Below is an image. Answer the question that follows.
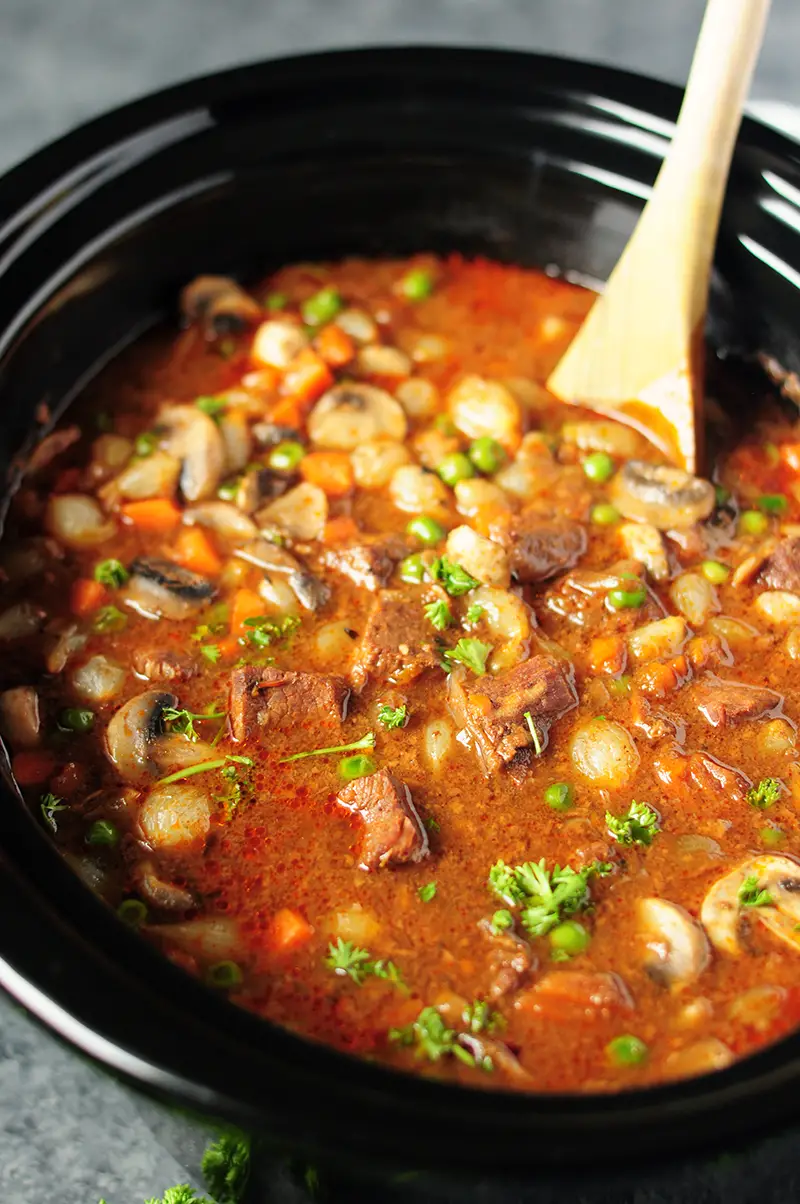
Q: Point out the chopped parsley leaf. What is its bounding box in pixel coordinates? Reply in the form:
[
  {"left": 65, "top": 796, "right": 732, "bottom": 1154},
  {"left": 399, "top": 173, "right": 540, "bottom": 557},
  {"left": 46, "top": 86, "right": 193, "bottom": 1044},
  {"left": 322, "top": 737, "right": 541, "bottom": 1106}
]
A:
[
  {"left": 162, "top": 705, "right": 226, "bottom": 742},
  {"left": 242, "top": 614, "right": 301, "bottom": 648},
  {"left": 605, "top": 801, "right": 660, "bottom": 846},
  {"left": 40, "top": 792, "right": 67, "bottom": 832},
  {"left": 429, "top": 556, "right": 480, "bottom": 597},
  {"left": 424, "top": 598, "right": 453, "bottom": 631},
  {"left": 195, "top": 395, "right": 227, "bottom": 421},
  {"left": 93, "top": 558, "right": 129, "bottom": 588},
  {"left": 191, "top": 604, "right": 229, "bottom": 641},
  {"left": 465, "top": 602, "right": 485, "bottom": 624},
  {"left": 425, "top": 816, "right": 440, "bottom": 833},
  {"left": 738, "top": 875, "right": 773, "bottom": 909},
  {"left": 93, "top": 604, "right": 127, "bottom": 633},
  {"left": 325, "top": 938, "right": 403, "bottom": 986},
  {"left": 462, "top": 999, "right": 504, "bottom": 1035},
  {"left": 280, "top": 731, "right": 375, "bottom": 764},
  {"left": 200, "top": 644, "right": 221, "bottom": 664},
  {"left": 389, "top": 1006, "right": 489, "bottom": 1071},
  {"left": 200, "top": 1130, "right": 251, "bottom": 1204},
  {"left": 747, "top": 777, "right": 782, "bottom": 810},
  {"left": 158, "top": 754, "right": 252, "bottom": 786},
  {"left": 378, "top": 703, "right": 407, "bottom": 730},
  {"left": 490, "top": 908, "right": 514, "bottom": 933},
  {"left": 488, "top": 858, "right": 612, "bottom": 938},
  {"left": 524, "top": 710, "right": 543, "bottom": 756},
  {"left": 443, "top": 638, "right": 491, "bottom": 676},
  {"left": 418, "top": 882, "right": 437, "bottom": 903}
]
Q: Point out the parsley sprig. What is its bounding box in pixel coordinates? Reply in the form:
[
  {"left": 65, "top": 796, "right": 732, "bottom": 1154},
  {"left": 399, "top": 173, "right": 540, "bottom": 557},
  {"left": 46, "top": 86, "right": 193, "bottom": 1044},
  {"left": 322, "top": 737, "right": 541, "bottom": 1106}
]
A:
[
  {"left": 163, "top": 705, "right": 226, "bottom": 742},
  {"left": 424, "top": 598, "right": 453, "bottom": 631},
  {"left": 378, "top": 703, "right": 407, "bottom": 730},
  {"left": 442, "top": 637, "right": 492, "bottom": 676},
  {"left": 325, "top": 938, "right": 403, "bottom": 986},
  {"left": 488, "top": 858, "right": 612, "bottom": 938},
  {"left": 430, "top": 556, "right": 480, "bottom": 597},
  {"left": 605, "top": 801, "right": 660, "bottom": 847},
  {"left": 200, "top": 1130, "right": 251, "bottom": 1204},
  {"left": 462, "top": 999, "right": 504, "bottom": 1035},
  {"left": 747, "top": 777, "right": 781, "bottom": 810},
  {"left": 389, "top": 1005, "right": 493, "bottom": 1072},
  {"left": 280, "top": 731, "right": 375, "bottom": 764},
  {"left": 242, "top": 614, "right": 301, "bottom": 648},
  {"left": 40, "top": 792, "right": 67, "bottom": 832},
  {"left": 738, "top": 875, "right": 773, "bottom": 908}
]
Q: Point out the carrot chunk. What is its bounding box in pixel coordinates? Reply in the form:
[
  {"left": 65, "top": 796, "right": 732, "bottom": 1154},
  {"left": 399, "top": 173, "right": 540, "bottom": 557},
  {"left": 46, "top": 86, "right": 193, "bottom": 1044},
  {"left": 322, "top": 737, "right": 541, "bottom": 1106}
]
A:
[
  {"left": 121, "top": 498, "right": 182, "bottom": 532},
  {"left": 13, "top": 751, "right": 58, "bottom": 787},
  {"left": 300, "top": 451, "right": 354, "bottom": 498},
  {"left": 269, "top": 908, "right": 313, "bottom": 952},
  {"left": 172, "top": 526, "right": 223, "bottom": 576},
  {"left": 589, "top": 636, "right": 627, "bottom": 676},
  {"left": 230, "top": 588, "right": 265, "bottom": 636},
  {"left": 281, "top": 348, "right": 334, "bottom": 407},
  {"left": 70, "top": 578, "right": 107, "bottom": 617},
  {"left": 315, "top": 324, "right": 355, "bottom": 368},
  {"left": 323, "top": 516, "right": 359, "bottom": 544}
]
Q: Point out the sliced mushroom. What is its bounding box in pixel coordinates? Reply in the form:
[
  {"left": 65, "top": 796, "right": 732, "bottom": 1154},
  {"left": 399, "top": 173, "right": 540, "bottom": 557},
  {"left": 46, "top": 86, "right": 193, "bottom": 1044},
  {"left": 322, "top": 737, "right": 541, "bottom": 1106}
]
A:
[
  {"left": 136, "top": 861, "right": 196, "bottom": 912},
  {"left": 234, "top": 538, "right": 329, "bottom": 611},
  {"left": 0, "top": 687, "right": 40, "bottom": 748},
  {"left": 234, "top": 466, "right": 288, "bottom": 513},
  {"left": 184, "top": 502, "right": 259, "bottom": 543},
  {"left": 180, "top": 275, "right": 262, "bottom": 337},
  {"left": 124, "top": 557, "right": 216, "bottom": 621},
  {"left": 256, "top": 482, "right": 328, "bottom": 541},
  {"left": 219, "top": 412, "right": 252, "bottom": 474},
  {"left": 0, "top": 602, "right": 46, "bottom": 641},
  {"left": 307, "top": 382, "right": 407, "bottom": 450},
  {"left": 45, "top": 620, "right": 89, "bottom": 673},
  {"left": 158, "top": 404, "right": 226, "bottom": 501},
  {"left": 637, "top": 898, "right": 710, "bottom": 988},
  {"left": 618, "top": 522, "right": 669, "bottom": 581},
  {"left": 251, "top": 319, "right": 308, "bottom": 368},
  {"left": 132, "top": 648, "right": 199, "bottom": 683},
  {"left": 288, "top": 569, "right": 330, "bottom": 612},
  {"left": 610, "top": 462, "right": 715, "bottom": 530},
  {"left": 701, "top": 854, "right": 800, "bottom": 955},
  {"left": 251, "top": 422, "right": 301, "bottom": 448},
  {"left": 105, "top": 690, "right": 178, "bottom": 783}
]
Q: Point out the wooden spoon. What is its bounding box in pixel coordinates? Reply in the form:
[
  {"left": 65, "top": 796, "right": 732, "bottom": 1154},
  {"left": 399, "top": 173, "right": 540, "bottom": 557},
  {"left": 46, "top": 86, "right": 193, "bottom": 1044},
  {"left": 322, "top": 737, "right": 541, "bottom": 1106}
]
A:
[{"left": 546, "top": 0, "right": 771, "bottom": 473}]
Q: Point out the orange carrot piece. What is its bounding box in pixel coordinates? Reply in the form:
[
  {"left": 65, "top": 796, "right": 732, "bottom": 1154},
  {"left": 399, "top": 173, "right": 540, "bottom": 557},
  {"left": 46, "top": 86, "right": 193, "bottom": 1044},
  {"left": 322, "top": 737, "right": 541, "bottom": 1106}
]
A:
[
  {"left": 172, "top": 526, "right": 223, "bottom": 576},
  {"left": 70, "top": 578, "right": 107, "bottom": 617},
  {"left": 13, "top": 751, "right": 57, "bottom": 787},
  {"left": 588, "top": 636, "right": 627, "bottom": 676},
  {"left": 281, "top": 348, "right": 334, "bottom": 407},
  {"left": 269, "top": 908, "right": 314, "bottom": 953},
  {"left": 300, "top": 451, "right": 354, "bottom": 498},
  {"left": 230, "top": 587, "right": 266, "bottom": 635},
  {"left": 268, "top": 397, "right": 304, "bottom": 429},
  {"left": 121, "top": 498, "right": 182, "bottom": 532},
  {"left": 323, "top": 516, "right": 359, "bottom": 544},
  {"left": 315, "top": 324, "right": 355, "bottom": 367}
]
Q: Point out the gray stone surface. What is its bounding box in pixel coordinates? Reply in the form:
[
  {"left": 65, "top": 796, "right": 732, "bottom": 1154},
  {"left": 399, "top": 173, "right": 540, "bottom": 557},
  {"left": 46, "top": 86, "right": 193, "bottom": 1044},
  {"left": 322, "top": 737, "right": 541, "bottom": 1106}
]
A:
[{"left": 0, "top": 1, "right": 798, "bottom": 1202}]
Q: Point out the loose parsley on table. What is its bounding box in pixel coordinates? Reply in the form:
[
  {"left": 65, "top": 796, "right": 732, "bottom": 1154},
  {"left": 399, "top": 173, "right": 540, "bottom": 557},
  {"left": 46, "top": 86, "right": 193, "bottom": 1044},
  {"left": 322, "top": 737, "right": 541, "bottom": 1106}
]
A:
[
  {"left": 378, "top": 703, "right": 407, "bottom": 730},
  {"left": 488, "top": 858, "right": 612, "bottom": 938},
  {"left": 605, "top": 801, "right": 660, "bottom": 846},
  {"left": 200, "top": 1129, "right": 251, "bottom": 1204},
  {"left": 747, "top": 777, "right": 782, "bottom": 810},
  {"left": 738, "top": 875, "right": 773, "bottom": 908}
]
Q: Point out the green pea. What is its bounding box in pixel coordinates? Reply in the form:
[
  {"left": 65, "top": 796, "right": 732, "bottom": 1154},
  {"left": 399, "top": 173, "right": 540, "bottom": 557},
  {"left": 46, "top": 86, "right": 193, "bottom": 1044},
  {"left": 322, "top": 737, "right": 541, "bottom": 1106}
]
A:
[
  {"left": 544, "top": 782, "right": 574, "bottom": 812},
  {"left": 406, "top": 515, "right": 446, "bottom": 546},
  {"left": 265, "top": 291, "right": 289, "bottom": 312},
  {"left": 757, "top": 493, "right": 788, "bottom": 514},
  {"left": 469, "top": 437, "right": 507, "bottom": 475},
  {"left": 301, "top": 287, "right": 342, "bottom": 326},
  {"left": 701, "top": 560, "right": 730, "bottom": 585},
  {"left": 606, "top": 1034, "right": 648, "bottom": 1067},
  {"left": 206, "top": 960, "right": 243, "bottom": 989},
  {"left": 760, "top": 826, "right": 785, "bottom": 847},
  {"left": 134, "top": 431, "right": 158, "bottom": 458},
  {"left": 607, "top": 585, "right": 646, "bottom": 610},
  {"left": 437, "top": 452, "right": 475, "bottom": 487},
  {"left": 739, "top": 509, "right": 769, "bottom": 536},
  {"left": 549, "top": 920, "right": 590, "bottom": 957},
  {"left": 591, "top": 503, "right": 620, "bottom": 526},
  {"left": 399, "top": 268, "right": 434, "bottom": 301},
  {"left": 339, "top": 754, "right": 376, "bottom": 781},
  {"left": 398, "top": 553, "right": 427, "bottom": 584},
  {"left": 268, "top": 441, "right": 306, "bottom": 472},
  {"left": 60, "top": 708, "right": 94, "bottom": 733},
  {"left": 582, "top": 451, "right": 615, "bottom": 483},
  {"left": 117, "top": 899, "right": 147, "bottom": 927},
  {"left": 86, "top": 819, "right": 119, "bottom": 847}
]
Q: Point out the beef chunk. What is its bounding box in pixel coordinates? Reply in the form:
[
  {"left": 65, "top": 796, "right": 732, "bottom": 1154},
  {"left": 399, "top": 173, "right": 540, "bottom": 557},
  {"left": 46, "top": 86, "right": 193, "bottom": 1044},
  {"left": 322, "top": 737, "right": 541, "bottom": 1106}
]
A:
[
  {"left": 350, "top": 588, "right": 441, "bottom": 689},
  {"left": 479, "top": 918, "right": 535, "bottom": 1000},
  {"left": 509, "top": 512, "right": 587, "bottom": 584},
  {"left": 691, "top": 676, "right": 782, "bottom": 728},
  {"left": 324, "top": 536, "right": 408, "bottom": 592},
  {"left": 759, "top": 537, "right": 800, "bottom": 593},
  {"left": 336, "top": 769, "right": 429, "bottom": 871},
  {"left": 132, "top": 648, "right": 199, "bottom": 683},
  {"left": 449, "top": 655, "right": 577, "bottom": 776},
  {"left": 229, "top": 666, "right": 350, "bottom": 744}
]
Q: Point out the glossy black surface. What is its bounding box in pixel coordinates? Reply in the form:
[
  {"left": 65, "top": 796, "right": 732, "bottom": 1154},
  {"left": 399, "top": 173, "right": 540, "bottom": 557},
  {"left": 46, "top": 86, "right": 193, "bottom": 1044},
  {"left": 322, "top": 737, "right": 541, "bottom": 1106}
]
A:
[{"left": 2, "top": 48, "right": 800, "bottom": 1186}]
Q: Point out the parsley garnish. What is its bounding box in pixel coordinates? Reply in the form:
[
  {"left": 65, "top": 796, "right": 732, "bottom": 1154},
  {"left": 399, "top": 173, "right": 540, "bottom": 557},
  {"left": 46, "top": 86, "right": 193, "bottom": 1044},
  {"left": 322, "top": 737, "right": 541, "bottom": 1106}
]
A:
[
  {"left": 430, "top": 556, "right": 480, "bottom": 597},
  {"left": 93, "top": 559, "right": 129, "bottom": 588},
  {"left": 488, "top": 858, "right": 612, "bottom": 938},
  {"left": 465, "top": 602, "right": 485, "bottom": 623},
  {"left": 93, "top": 604, "right": 127, "bottom": 633},
  {"left": 523, "top": 710, "right": 543, "bottom": 756},
  {"left": 157, "top": 754, "right": 252, "bottom": 786},
  {"left": 145, "top": 1189, "right": 213, "bottom": 1204},
  {"left": 389, "top": 1006, "right": 490, "bottom": 1071},
  {"left": 325, "top": 939, "right": 403, "bottom": 986},
  {"left": 747, "top": 777, "right": 782, "bottom": 810},
  {"left": 200, "top": 1130, "right": 251, "bottom": 1204},
  {"left": 443, "top": 638, "right": 491, "bottom": 675},
  {"left": 425, "top": 816, "right": 441, "bottom": 833},
  {"left": 280, "top": 731, "right": 375, "bottom": 764},
  {"left": 490, "top": 908, "right": 514, "bottom": 933},
  {"left": 162, "top": 705, "right": 226, "bottom": 742},
  {"left": 606, "top": 801, "right": 660, "bottom": 846},
  {"left": 378, "top": 703, "right": 407, "bottom": 730},
  {"left": 242, "top": 614, "right": 301, "bottom": 648},
  {"left": 424, "top": 598, "right": 453, "bottom": 631},
  {"left": 40, "top": 792, "right": 67, "bottom": 832},
  {"left": 418, "top": 882, "right": 437, "bottom": 903},
  {"left": 462, "top": 999, "right": 504, "bottom": 1035},
  {"left": 200, "top": 644, "right": 221, "bottom": 664},
  {"left": 191, "top": 604, "right": 229, "bottom": 642},
  {"left": 738, "top": 875, "right": 774, "bottom": 908},
  {"left": 195, "top": 395, "right": 227, "bottom": 421}
]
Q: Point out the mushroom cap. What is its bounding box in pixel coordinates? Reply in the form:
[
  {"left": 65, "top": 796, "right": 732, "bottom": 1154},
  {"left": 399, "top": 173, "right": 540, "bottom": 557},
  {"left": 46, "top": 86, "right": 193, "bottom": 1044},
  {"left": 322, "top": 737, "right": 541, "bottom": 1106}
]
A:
[
  {"left": 105, "top": 690, "right": 178, "bottom": 783},
  {"left": 610, "top": 461, "right": 715, "bottom": 530},
  {"left": 637, "top": 897, "right": 710, "bottom": 988},
  {"left": 700, "top": 854, "right": 800, "bottom": 956}
]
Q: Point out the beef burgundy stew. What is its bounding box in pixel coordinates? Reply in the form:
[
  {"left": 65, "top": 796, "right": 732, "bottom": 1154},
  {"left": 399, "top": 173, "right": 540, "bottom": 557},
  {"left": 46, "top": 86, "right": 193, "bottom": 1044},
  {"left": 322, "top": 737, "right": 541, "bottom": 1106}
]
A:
[{"left": 3, "top": 255, "right": 800, "bottom": 1093}]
